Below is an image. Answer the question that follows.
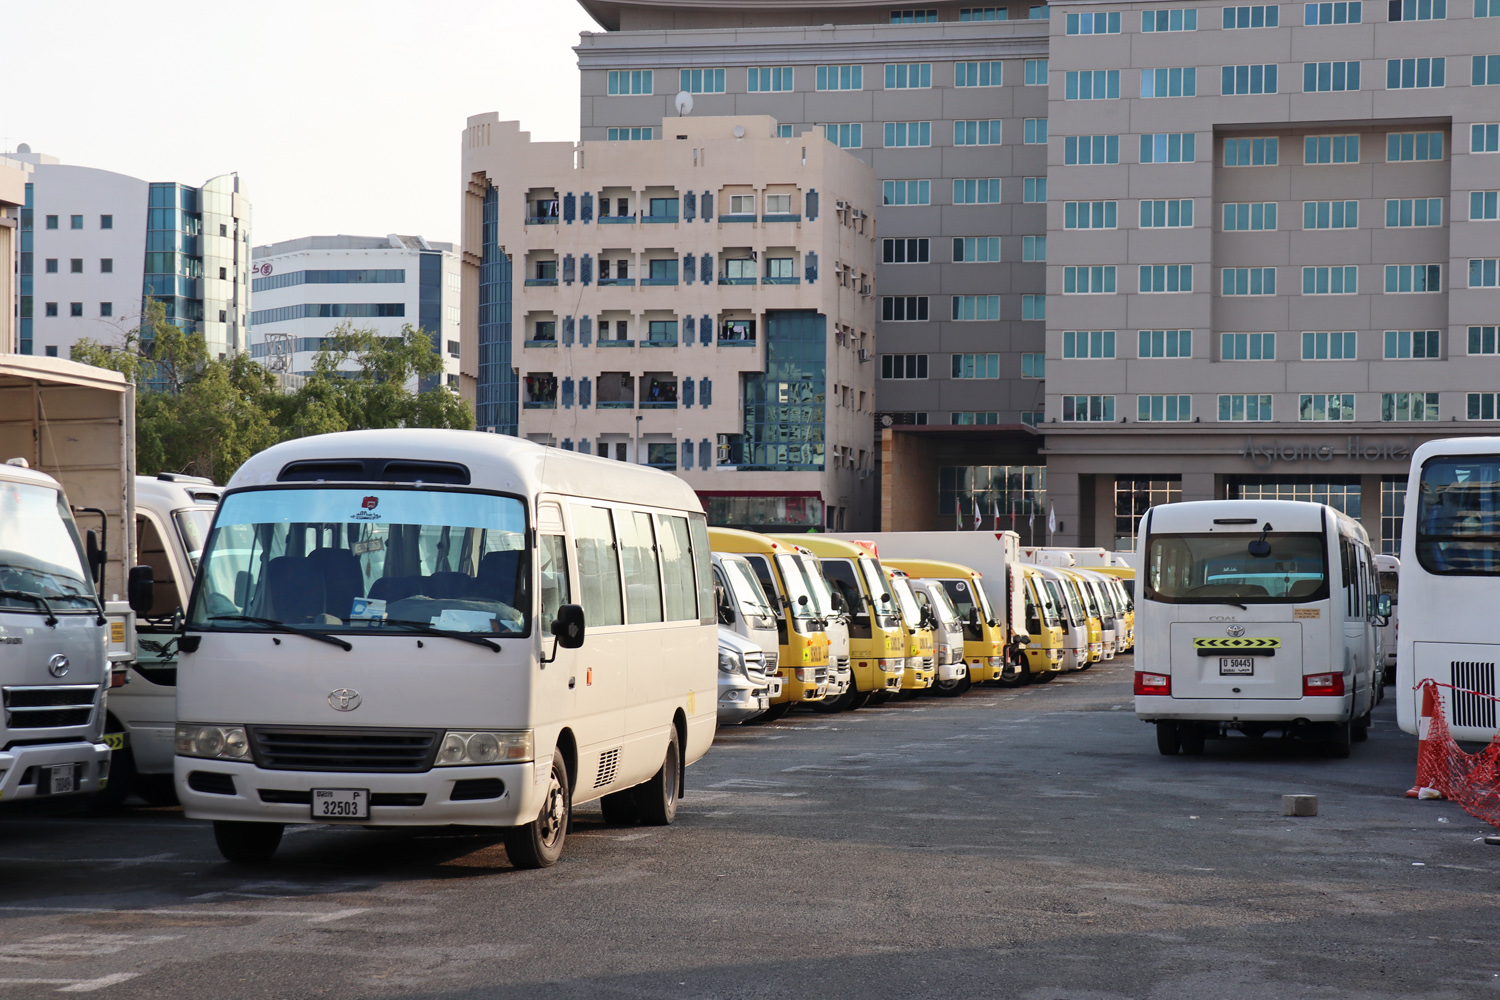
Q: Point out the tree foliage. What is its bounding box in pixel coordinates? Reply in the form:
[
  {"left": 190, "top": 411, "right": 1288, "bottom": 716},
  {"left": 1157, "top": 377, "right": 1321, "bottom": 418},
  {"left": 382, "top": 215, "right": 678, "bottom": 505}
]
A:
[{"left": 71, "top": 303, "right": 472, "bottom": 484}]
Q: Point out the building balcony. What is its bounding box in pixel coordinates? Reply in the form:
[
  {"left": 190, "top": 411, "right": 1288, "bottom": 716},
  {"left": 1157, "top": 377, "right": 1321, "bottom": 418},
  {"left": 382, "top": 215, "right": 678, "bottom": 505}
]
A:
[
  {"left": 642, "top": 338, "right": 678, "bottom": 347},
  {"left": 598, "top": 339, "right": 635, "bottom": 347},
  {"left": 717, "top": 337, "right": 756, "bottom": 346},
  {"left": 762, "top": 277, "right": 800, "bottom": 285},
  {"left": 718, "top": 214, "right": 756, "bottom": 223},
  {"left": 524, "top": 278, "right": 558, "bottom": 287},
  {"left": 525, "top": 217, "right": 559, "bottom": 226},
  {"left": 641, "top": 214, "right": 679, "bottom": 224},
  {"left": 597, "top": 277, "right": 635, "bottom": 286},
  {"left": 523, "top": 400, "right": 557, "bottom": 409},
  {"left": 719, "top": 277, "right": 757, "bottom": 286},
  {"left": 640, "top": 401, "right": 678, "bottom": 409},
  {"left": 762, "top": 214, "right": 801, "bottom": 224},
  {"left": 598, "top": 400, "right": 634, "bottom": 409},
  {"left": 599, "top": 215, "right": 635, "bottom": 225},
  {"left": 523, "top": 339, "right": 558, "bottom": 348},
  {"left": 640, "top": 277, "right": 679, "bottom": 286}
]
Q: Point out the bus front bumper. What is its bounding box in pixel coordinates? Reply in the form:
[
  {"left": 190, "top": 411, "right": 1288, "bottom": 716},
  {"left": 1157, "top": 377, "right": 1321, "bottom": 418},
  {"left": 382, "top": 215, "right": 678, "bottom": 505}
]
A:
[
  {"left": 1135, "top": 693, "right": 1354, "bottom": 725},
  {"left": 175, "top": 757, "right": 546, "bottom": 828}
]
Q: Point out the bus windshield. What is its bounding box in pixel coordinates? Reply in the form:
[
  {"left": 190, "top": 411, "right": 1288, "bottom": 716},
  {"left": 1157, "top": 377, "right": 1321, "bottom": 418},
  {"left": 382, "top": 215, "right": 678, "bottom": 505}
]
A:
[
  {"left": 926, "top": 581, "right": 962, "bottom": 626},
  {"left": 941, "top": 575, "right": 996, "bottom": 626},
  {"left": 1032, "top": 577, "right": 1062, "bottom": 627},
  {"left": 889, "top": 575, "right": 925, "bottom": 629},
  {"left": 1415, "top": 456, "right": 1500, "bottom": 574},
  {"left": 786, "top": 554, "right": 835, "bottom": 618},
  {"left": 0, "top": 481, "right": 97, "bottom": 613},
  {"left": 1047, "top": 578, "right": 1080, "bottom": 624},
  {"left": 188, "top": 487, "right": 531, "bottom": 635},
  {"left": 774, "top": 553, "right": 823, "bottom": 625},
  {"left": 1378, "top": 571, "right": 1399, "bottom": 598},
  {"left": 1146, "top": 532, "right": 1330, "bottom": 603},
  {"left": 174, "top": 507, "right": 216, "bottom": 574},
  {"left": 859, "top": 556, "right": 900, "bottom": 628},
  {"left": 722, "top": 556, "right": 776, "bottom": 620},
  {"left": 1072, "top": 578, "right": 1100, "bottom": 618}
]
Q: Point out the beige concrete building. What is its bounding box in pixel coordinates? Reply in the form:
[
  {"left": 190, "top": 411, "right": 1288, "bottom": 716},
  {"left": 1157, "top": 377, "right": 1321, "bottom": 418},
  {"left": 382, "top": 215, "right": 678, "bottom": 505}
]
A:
[{"left": 460, "top": 114, "right": 881, "bottom": 529}]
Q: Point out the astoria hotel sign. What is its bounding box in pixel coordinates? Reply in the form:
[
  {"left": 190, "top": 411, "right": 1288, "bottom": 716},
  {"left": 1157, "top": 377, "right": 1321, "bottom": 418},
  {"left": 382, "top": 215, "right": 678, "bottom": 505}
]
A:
[{"left": 1241, "top": 436, "right": 1414, "bottom": 469}]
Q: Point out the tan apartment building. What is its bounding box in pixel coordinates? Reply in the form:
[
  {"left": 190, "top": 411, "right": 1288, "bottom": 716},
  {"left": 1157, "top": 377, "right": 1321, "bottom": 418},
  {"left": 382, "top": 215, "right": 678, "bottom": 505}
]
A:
[{"left": 460, "top": 113, "right": 882, "bottom": 529}]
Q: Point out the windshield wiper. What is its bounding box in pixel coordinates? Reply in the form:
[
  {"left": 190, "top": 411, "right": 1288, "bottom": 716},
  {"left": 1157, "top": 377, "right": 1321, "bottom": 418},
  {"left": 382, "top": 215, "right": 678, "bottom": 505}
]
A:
[
  {"left": 207, "top": 615, "right": 352, "bottom": 651},
  {"left": 1216, "top": 599, "right": 1249, "bottom": 610},
  {"left": 0, "top": 589, "right": 59, "bottom": 627},
  {"left": 379, "top": 618, "right": 501, "bottom": 652}
]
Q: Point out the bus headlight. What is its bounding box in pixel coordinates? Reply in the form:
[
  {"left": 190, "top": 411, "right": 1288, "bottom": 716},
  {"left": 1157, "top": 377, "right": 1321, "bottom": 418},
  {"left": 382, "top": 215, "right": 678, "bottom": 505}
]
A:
[
  {"left": 437, "top": 731, "right": 533, "bottom": 766},
  {"left": 876, "top": 657, "right": 903, "bottom": 675},
  {"left": 719, "top": 646, "right": 747, "bottom": 676},
  {"left": 175, "top": 723, "right": 251, "bottom": 761}
]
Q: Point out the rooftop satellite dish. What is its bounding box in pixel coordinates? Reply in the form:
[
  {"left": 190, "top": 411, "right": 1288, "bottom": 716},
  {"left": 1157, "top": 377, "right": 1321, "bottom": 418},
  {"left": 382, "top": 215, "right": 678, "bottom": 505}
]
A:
[
  {"left": 732, "top": 124, "right": 746, "bottom": 138},
  {"left": 675, "top": 91, "right": 694, "bottom": 116}
]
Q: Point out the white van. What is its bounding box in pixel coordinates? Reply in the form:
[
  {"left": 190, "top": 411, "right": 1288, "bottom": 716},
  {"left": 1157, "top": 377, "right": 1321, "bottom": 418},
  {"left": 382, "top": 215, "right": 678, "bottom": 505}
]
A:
[
  {"left": 1136, "top": 499, "right": 1385, "bottom": 757},
  {"left": 710, "top": 552, "right": 783, "bottom": 702},
  {"left": 175, "top": 429, "right": 717, "bottom": 867},
  {"left": 1374, "top": 553, "right": 1399, "bottom": 685}
]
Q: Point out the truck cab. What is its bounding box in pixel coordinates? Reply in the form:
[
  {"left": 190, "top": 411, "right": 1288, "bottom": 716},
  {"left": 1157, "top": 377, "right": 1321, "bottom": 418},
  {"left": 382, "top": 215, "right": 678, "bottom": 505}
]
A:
[
  {"left": 787, "top": 536, "right": 905, "bottom": 709},
  {"left": 884, "top": 557, "right": 1013, "bottom": 687},
  {"left": 903, "top": 575, "right": 969, "bottom": 696}
]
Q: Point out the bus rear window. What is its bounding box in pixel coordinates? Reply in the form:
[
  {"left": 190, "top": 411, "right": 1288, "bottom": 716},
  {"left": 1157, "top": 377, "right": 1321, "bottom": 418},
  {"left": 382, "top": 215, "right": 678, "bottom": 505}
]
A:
[
  {"left": 1146, "top": 532, "right": 1329, "bottom": 603},
  {"left": 1415, "top": 456, "right": 1500, "bottom": 575}
]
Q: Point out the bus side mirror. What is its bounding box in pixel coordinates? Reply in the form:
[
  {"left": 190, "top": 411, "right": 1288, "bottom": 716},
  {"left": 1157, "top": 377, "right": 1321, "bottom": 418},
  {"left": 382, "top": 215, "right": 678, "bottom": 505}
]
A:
[
  {"left": 551, "top": 604, "right": 586, "bottom": 649},
  {"left": 85, "top": 530, "right": 105, "bottom": 588},
  {"left": 127, "top": 564, "right": 155, "bottom": 616},
  {"left": 1376, "top": 594, "right": 1393, "bottom": 619}
]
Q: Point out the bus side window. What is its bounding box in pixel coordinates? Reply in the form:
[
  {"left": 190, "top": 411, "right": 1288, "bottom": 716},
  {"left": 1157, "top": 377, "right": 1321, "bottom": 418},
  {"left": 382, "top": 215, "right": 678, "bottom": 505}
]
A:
[
  {"left": 540, "top": 534, "right": 570, "bottom": 626},
  {"left": 656, "top": 514, "right": 697, "bottom": 621},
  {"left": 619, "top": 510, "right": 664, "bottom": 624},
  {"left": 570, "top": 504, "right": 624, "bottom": 627},
  {"left": 1025, "top": 589, "right": 1041, "bottom": 635}
]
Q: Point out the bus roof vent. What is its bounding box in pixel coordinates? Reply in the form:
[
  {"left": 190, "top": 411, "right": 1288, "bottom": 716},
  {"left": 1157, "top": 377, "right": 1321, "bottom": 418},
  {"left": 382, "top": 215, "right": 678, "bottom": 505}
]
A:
[{"left": 277, "top": 459, "right": 471, "bottom": 485}]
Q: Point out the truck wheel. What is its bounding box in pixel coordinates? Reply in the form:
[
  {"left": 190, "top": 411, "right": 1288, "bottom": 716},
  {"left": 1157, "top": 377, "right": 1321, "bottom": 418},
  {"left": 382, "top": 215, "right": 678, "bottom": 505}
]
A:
[
  {"left": 1180, "top": 726, "right": 1206, "bottom": 755},
  {"left": 599, "top": 788, "right": 640, "bottom": 826},
  {"left": 504, "top": 754, "right": 570, "bottom": 868},
  {"left": 1030, "top": 670, "right": 1056, "bottom": 684},
  {"left": 213, "top": 821, "right": 284, "bottom": 864},
  {"left": 932, "top": 676, "right": 966, "bottom": 697},
  {"left": 1322, "top": 718, "right": 1353, "bottom": 759},
  {"left": 813, "top": 685, "right": 854, "bottom": 713},
  {"left": 997, "top": 659, "right": 1027, "bottom": 687},
  {"left": 88, "top": 748, "right": 135, "bottom": 814},
  {"left": 634, "top": 727, "right": 681, "bottom": 826},
  {"left": 1156, "top": 721, "right": 1181, "bottom": 755}
]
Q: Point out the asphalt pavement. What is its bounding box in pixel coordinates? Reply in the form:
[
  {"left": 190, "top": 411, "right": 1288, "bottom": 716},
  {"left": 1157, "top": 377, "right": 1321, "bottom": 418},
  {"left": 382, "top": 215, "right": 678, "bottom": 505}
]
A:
[{"left": 1, "top": 653, "right": 1497, "bottom": 999}]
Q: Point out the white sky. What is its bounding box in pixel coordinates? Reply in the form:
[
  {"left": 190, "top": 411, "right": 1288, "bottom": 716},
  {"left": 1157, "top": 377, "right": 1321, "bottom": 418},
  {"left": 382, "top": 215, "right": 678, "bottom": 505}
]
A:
[{"left": 4, "top": 0, "right": 600, "bottom": 246}]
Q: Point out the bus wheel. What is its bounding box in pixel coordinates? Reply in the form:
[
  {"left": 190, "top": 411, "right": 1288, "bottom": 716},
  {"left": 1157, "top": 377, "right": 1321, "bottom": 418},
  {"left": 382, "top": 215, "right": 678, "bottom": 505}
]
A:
[
  {"left": 88, "top": 747, "right": 135, "bottom": 814},
  {"left": 866, "top": 691, "right": 891, "bottom": 706},
  {"left": 752, "top": 703, "right": 793, "bottom": 724},
  {"left": 505, "top": 755, "right": 571, "bottom": 868},
  {"left": 599, "top": 789, "right": 640, "bottom": 826},
  {"left": 847, "top": 685, "right": 872, "bottom": 710},
  {"left": 635, "top": 727, "right": 680, "bottom": 826},
  {"left": 1351, "top": 709, "right": 1372, "bottom": 743},
  {"left": 1179, "top": 727, "right": 1206, "bottom": 755},
  {"left": 1322, "top": 718, "right": 1353, "bottom": 759},
  {"left": 213, "top": 821, "right": 284, "bottom": 865},
  {"left": 932, "top": 677, "right": 966, "bottom": 698},
  {"left": 997, "top": 660, "right": 1027, "bottom": 688},
  {"left": 1155, "top": 721, "right": 1181, "bottom": 755},
  {"left": 1030, "top": 670, "right": 1056, "bottom": 685},
  {"left": 813, "top": 686, "right": 853, "bottom": 713}
]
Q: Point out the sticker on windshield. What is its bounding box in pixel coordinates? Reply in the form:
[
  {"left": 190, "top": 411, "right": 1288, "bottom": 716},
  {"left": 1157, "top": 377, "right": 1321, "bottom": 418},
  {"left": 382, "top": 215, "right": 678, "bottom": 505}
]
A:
[
  {"left": 1293, "top": 608, "right": 1320, "bottom": 619},
  {"left": 954, "top": 581, "right": 967, "bottom": 592},
  {"left": 350, "top": 597, "right": 387, "bottom": 623},
  {"left": 352, "top": 496, "right": 381, "bottom": 520}
]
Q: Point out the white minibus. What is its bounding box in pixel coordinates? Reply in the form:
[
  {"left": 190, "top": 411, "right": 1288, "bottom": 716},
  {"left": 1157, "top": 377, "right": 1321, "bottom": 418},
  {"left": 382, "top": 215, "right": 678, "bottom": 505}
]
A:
[
  {"left": 175, "top": 429, "right": 717, "bottom": 866},
  {"left": 1136, "top": 499, "right": 1386, "bottom": 757},
  {"left": 1397, "top": 439, "right": 1500, "bottom": 740},
  {"left": 1374, "top": 553, "right": 1399, "bottom": 685}
]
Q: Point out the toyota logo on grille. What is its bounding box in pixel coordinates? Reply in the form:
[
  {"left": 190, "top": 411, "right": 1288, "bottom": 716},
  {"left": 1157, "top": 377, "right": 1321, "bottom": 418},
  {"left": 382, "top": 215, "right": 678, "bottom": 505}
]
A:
[
  {"left": 328, "top": 688, "right": 361, "bottom": 711},
  {"left": 1226, "top": 625, "right": 1246, "bottom": 638},
  {"left": 47, "top": 654, "right": 69, "bottom": 678}
]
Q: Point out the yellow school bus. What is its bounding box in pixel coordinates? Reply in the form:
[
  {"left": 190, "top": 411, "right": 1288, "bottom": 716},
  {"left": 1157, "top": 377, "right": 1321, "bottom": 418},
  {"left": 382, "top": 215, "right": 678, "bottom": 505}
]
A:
[{"left": 883, "top": 558, "right": 1009, "bottom": 685}]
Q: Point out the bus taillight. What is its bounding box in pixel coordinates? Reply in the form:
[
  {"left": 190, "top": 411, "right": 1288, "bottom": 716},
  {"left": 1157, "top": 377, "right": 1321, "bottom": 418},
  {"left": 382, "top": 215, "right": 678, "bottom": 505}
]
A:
[
  {"left": 1134, "top": 671, "right": 1171, "bottom": 695},
  {"left": 1303, "top": 672, "right": 1345, "bottom": 696}
]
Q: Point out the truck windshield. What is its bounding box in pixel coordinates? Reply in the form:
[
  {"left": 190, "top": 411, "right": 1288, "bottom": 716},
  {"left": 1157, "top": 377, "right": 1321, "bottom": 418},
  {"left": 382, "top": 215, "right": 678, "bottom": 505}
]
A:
[
  {"left": 188, "top": 487, "right": 530, "bottom": 635},
  {"left": 1146, "top": 532, "right": 1330, "bottom": 603},
  {"left": 0, "top": 481, "right": 96, "bottom": 613},
  {"left": 859, "top": 557, "right": 900, "bottom": 629},
  {"left": 1048, "top": 578, "right": 1082, "bottom": 624},
  {"left": 940, "top": 575, "right": 996, "bottom": 625},
  {"left": 1032, "top": 577, "right": 1062, "bottom": 627},
  {"left": 789, "top": 555, "right": 836, "bottom": 618},
  {"left": 889, "top": 575, "right": 924, "bottom": 629},
  {"left": 1414, "top": 456, "right": 1500, "bottom": 574},
  {"left": 926, "top": 582, "right": 962, "bottom": 626},
  {"left": 722, "top": 557, "right": 776, "bottom": 620},
  {"left": 774, "top": 553, "right": 823, "bottom": 626},
  {"left": 1379, "top": 571, "right": 1399, "bottom": 598},
  {"left": 174, "top": 507, "right": 216, "bottom": 574}
]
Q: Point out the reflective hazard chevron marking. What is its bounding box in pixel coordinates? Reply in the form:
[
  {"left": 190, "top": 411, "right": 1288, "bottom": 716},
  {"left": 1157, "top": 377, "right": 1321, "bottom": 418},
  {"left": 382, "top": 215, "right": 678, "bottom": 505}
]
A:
[{"left": 1193, "top": 637, "right": 1282, "bottom": 649}]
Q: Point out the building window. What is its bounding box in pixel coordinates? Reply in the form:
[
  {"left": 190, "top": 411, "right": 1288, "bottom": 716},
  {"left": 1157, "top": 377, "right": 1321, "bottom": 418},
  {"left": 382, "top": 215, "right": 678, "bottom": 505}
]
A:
[
  {"left": 1470, "top": 393, "right": 1500, "bottom": 419},
  {"left": 954, "top": 178, "right": 1002, "bottom": 204},
  {"left": 1304, "top": 265, "right": 1360, "bottom": 293},
  {"left": 885, "top": 63, "right": 932, "bottom": 88},
  {"left": 1481, "top": 0, "right": 1500, "bottom": 14},
  {"left": 953, "top": 236, "right": 1001, "bottom": 261},
  {"left": 777, "top": 125, "right": 794, "bottom": 137},
  {"left": 1474, "top": 124, "right": 1500, "bottom": 153},
  {"left": 1219, "top": 394, "right": 1274, "bottom": 420},
  {"left": 69, "top": 258, "right": 83, "bottom": 273},
  {"left": 1304, "top": 61, "right": 1361, "bottom": 91},
  {"left": 1023, "top": 177, "right": 1046, "bottom": 202},
  {"left": 1024, "top": 119, "right": 1048, "bottom": 144},
  {"left": 1138, "top": 395, "right": 1192, "bottom": 421},
  {"left": 1224, "top": 136, "right": 1278, "bottom": 165},
  {"left": 1476, "top": 54, "right": 1500, "bottom": 85},
  {"left": 886, "top": 121, "right": 933, "bottom": 147},
  {"left": 1022, "top": 295, "right": 1046, "bottom": 320},
  {"left": 1065, "top": 70, "right": 1120, "bottom": 99},
  {"left": 1024, "top": 59, "right": 1048, "bottom": 85},
  {"left": 44, "top": 346, "right": 57, "bottom": 357},
  {"left": 1063, "top": 266, "right": 1117, "bottom": 293},
  {"left": 1467, "top": 259, "right": 1500, "bottom": 287},
  {"left": 890, "top": 8, "right": 938, "bottom": 22},
  {"left": 1065, "top": 201, "right": 1118, "bottom": 229},
  {"left": 1221, "top": 64, "right": 1279, "bottom": 94},
  {"left": 1063, "top": 396, "right": 1117, "bottom": 421},
  {"left": 952, "top": 353, "right": 1000, "bottom": 378},
  {"left": 1387, "top": 329, "right": 1440, "bottom": 357},
  {"left": 883, "top": 238, "right": 929, "bottom": 263},
  {"left": 1469, "top": 326, "right": 1499, "bottom": 354},
  {"left": 45, "top": 215, "right": 57, "bottom": 229},
  {"left": 1064, "top": 330, "right": 1116, "bottom": 358},
  {"left": 1116, "top": 477, "right": 1182, "bottom": 549},
  {"left": 45, "top": 302, "right": 57, "bottom": 316},
  {"left": 882, "top": 296, "right": 929, "bottom": 321},
  {"left": 748, "top": 67, "right": 794, "bottom": 92},
  {"left": 1305, "top": 134, "right": 1359, "bottom": 164},
  {"left": 882, "top": 179, "right": 929, "bottom": 205},
  {"left": 1140, "top": 330, "right": 1192, "bottom": 358},
  {"left": 44, "top": 258, "right": 57, "bottom": 273},
  {"left": 69, "top": 302, "right": 82, "bottom": 317},
  {"left": 825, "top": 123, "right": 863, "bottom": 148},
  {"left": 1387, "top": 263, "right": 1442, "bottom": 291},
  {"left": 952, "top": 411, "right": 1002, "bottom": 424},
  {"left": 680, "top": 68, "right": 726, "bottom": 93},
  {"left": 1022, "top": 236, "right": 1046, "bottom": 261},
  {"left": 960, "top": 7, "right": 1009, "bottom": 20},
  {"left": 951, "top": 295, "right": 1001, "bottom": 320},
  {"left": 1223, "top": 332, "right": 1277, "bottom": 359},
  {"left": 955, "top": 61, "right": 1003, "bottom": 86},
  {"left": 1382, "top": 392, "right": 1439, "bottom": 420},
  {"left": 1221, "top": 268, "right": 1277, "bottom": 295},
  {"left": 1225, "top": 4, "right": 1281, "bottom": 25},
  {"left": 816, "top": 65, "right": 862, "bottom": 90},
  {"left": 1230, "top": 476, "right": 1360, "bottom": 514},
  {"left": 1300, "top": 393, "right": 1356, "bottom": 420},
  {"left": 448, "top": 339, "right": 461, "bottom": 357},
  {"left": 1021, "top": 412, "right": 1044, "bottom": 427},
  {"left": 1302, "top": 331, "right": 1357, "bottom": 359},
  {"left": 1065, "top": 135, "right": 1119, "bottom": 164},
  {"left": 939, "top": 465, "right": 1046, "bottom": 533},
  {"left": 1139, "top": 265, "right": 1192, "bottom": 292},
  {"left": 1381, "top": 475, "right": 1406, "bottom": 555},
  {"left": 1388, "top": 57, "right": 1445, "bottom": 88},
  {"left": 1306, "top": 0, "right": 1362, "bottom": 20},
  {"left": 1389, "top": 0, "right": 1445, "bottom": 18},
  {"left": 886, "top": 412, "right": 929, "bottom": 425},
  {"left": 100, "top": 258, "right": 113, "bottom": 273},
  {"left": 1386, "top": 198, "right": 1442, "bottom": 227},
  {"left": 97, "top": 214, "right": 113, "bottom": 230},
  {"left": 69, "top": 215, "right": 82, "bottom": 230},
  {"left": 1140, "top": 133, "right": 1195, "bottom": 163},
  {"left": 1304, "top": 200, "right": 1358, "bottom": 229},
  {"left": 1223, "top": 202, "right": 1275, "bottom": 230},
  {"left": 1030, "top": 5, "right": 1050, "bottom": 17},
  {"left": 954, "top": 120, "right": 1001, "bottom": 146},
  {"left": 607, "top": 70, "right": 653, "bottom": 95},
  {"left": 100, "top": 302, "right": 112, "bottom": 317},
  {"left": 1389, "top": 131, "right": 1444, "bottom": 161},
  {"left": 1068, "top": 10, "right": 1122, "bottom": 31},
  {"left": 607, "top": 127, "right": 654, "bottom": 141},
  {"left": 1144, "top": 7, "right": 1198, "bottom": 29},
  {"left": 882, "top": 354, "right": 929, "bottom": 378},
  {"left": 1142, "top": 200, "right": 1194, "bottom": 228},
  {"left": 1471, "top": 192, "right": 1499, "bottom": 220},
  {"left": 1141, "top": 67, "right": 1197, "bottom": 97},
  {"left": 1021, "top": 353, "right": 1046, "bottom": 378}
]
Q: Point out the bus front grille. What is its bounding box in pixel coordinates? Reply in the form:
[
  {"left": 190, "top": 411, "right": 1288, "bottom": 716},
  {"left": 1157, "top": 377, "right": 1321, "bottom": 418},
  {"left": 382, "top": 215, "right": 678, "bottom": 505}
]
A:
[
  {"left": 3, "top": 685, "right": 98, "bottom": 730},
  {"left": 1450, "top": 661, "right": 1497, "bottom": 730},
  {"left": 247, "top": 726, "right": 441, "bottom": 772},
  {"left": 763, "top": 651, "right": 779, "bottom": 674}
]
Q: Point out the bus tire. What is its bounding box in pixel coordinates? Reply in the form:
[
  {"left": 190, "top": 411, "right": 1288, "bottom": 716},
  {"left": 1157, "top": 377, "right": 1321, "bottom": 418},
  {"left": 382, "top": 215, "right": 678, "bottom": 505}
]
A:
[
  {"left": 88, "top": 747, "right": 135, "bottom": 814},
  {"left": 751, "top": 703, "right": 792, "bottom": 724},
  {"left": 813, "top": 686, "right": 853, "bottom": 713},
  {"left": 599, "top": 789, "right": 641, "bottom": 826},
  {"left": 997, "top": 660, "right": 1027, "bottom": 688},
  {"left": 635, "top": 727, "right": 680, "bottom": 826},
  {"left": 932, "top": 676, "right": 967, "bottom": 697},
  {"left": 1030, "top": 670, "right": 1056, "bottom": 684},
  {"left": 1180, "top": 726, "right": 1206, "bottom": 755},
  {"left": 213, "top": 821, "right": 284, "bottom": 864},
  {"left": 1156, "top": 721, "right": 1181, "bottom": 755},
  {"left": 505, "top": 754, "right": 570, "bottom": 868},
  {"left": 1352, "top": 709, "right": 1371, "bottom": 743},
  {"left": 1322, "top": 718, "right": 1353, "bottom": 759}
]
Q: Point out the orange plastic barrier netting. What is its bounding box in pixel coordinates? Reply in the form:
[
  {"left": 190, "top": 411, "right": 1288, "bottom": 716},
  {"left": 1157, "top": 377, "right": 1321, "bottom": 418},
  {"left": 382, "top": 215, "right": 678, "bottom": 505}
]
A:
[{"left": 1408, "top": 678, "right": 1500, "bottom": 828}]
